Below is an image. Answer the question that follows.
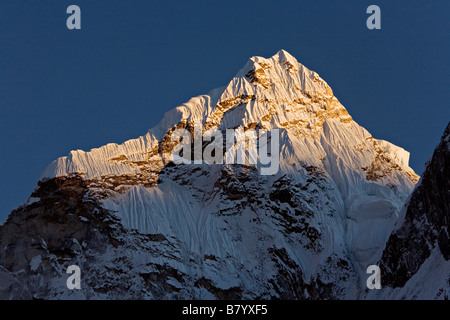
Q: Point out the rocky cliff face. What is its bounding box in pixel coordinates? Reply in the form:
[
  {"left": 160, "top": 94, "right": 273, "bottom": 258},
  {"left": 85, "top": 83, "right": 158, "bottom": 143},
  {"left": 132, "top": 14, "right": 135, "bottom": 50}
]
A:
[
  {"left": 0, "top": 176, "right": 182, "bottom": 299},
  {"left": 376, "top": 122, "right": 450, "bottom": 299},
  {"left": 0, "top": 50, "right": 431, "bottom": 300}
]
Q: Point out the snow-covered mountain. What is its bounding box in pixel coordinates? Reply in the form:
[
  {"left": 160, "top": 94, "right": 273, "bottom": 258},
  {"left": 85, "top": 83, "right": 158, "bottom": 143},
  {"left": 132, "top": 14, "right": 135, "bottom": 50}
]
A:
[{"left": 1, "top": 50, "right": 443, "bottom": 300}]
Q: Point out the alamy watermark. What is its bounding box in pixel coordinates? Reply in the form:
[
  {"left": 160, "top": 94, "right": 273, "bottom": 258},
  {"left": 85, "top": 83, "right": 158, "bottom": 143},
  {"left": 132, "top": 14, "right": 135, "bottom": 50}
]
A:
[
  {"left": 66, "top": 5, "right": 380, "bottom": 31},
  {"left": 66, "top": 5, "right": 81, "bottom": 30},
  {"left": 366, "top": 265, "right": 381, "bottom": 289},
  {"left": 66, "top": 265, "right": 81, "bottom": 289},
  {"left": 170, "top": 121, "right": 280, "bottom": 175},
  {"left": 366, "top": 5, "right": 381, "bottom": 30}
]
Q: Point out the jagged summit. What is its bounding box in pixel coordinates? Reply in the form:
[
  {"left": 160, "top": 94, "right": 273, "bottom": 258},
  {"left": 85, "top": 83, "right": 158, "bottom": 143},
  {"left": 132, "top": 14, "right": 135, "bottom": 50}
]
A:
[
  {"left": 41, "top": 50, "right": 417, "bottom": 186},
  {"left": 237, "top": 49, "right": 330, "bottom": 94},
  {"left": 149, "top": 49, "right": 334, "bottom": 140}
]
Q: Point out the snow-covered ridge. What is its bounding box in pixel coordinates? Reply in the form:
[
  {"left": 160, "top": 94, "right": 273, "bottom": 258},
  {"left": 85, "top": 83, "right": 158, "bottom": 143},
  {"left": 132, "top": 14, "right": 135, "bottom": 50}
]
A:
[
  {"left": 41, "top": 133, "right": 157, "bottom": 180},
  {"left": 40, "top": 50, "right": 417, "bottom": 186}
]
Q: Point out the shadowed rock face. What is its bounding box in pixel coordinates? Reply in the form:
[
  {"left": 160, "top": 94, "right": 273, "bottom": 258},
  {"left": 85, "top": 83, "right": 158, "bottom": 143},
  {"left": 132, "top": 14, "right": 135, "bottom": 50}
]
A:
[
  {"left": 0, "top": 176, "right": 190, "bottom": 300},
  {"left": 380, "top": 122, "right": 450, "bottom": 288},
  {"left": 0, "top": 176, "right": 121, "bottom": 273},
  {"left": 0, "top": 171, "right": 352, "bottom": 300}
]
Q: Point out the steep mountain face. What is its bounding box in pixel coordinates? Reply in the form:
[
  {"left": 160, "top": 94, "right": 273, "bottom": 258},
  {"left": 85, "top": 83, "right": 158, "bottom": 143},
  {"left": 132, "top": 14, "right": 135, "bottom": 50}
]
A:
[
  {"left": 0, "top": 50, "right": 422, "bottom": 299},
  {"left": 374, "top": 122, "right": 450, "bottom": 299}
]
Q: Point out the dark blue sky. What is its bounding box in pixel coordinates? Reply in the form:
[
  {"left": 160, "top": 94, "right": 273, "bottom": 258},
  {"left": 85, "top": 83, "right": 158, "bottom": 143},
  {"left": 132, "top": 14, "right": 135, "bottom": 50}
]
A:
[{"left": 1, "top": 1, "right": 449, "bottom": 222}]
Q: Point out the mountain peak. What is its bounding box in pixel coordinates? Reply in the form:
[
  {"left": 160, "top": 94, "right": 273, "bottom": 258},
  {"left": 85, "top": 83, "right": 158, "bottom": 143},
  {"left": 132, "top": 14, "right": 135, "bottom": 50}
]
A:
[
  {"left": 2, "top": 50, "right": 433, "bottom": 300},
  {"left": 247, "top": 49, "right": 299, "bottom": 68},
  {"left": 41, "top": 51, "right": 418, "bottom": 190},
  {"left": 275, "top": 48, "right": 298, "bottom": 63},
  {"left": 235, "top": 49, "right": 328, "bottom": 94}
]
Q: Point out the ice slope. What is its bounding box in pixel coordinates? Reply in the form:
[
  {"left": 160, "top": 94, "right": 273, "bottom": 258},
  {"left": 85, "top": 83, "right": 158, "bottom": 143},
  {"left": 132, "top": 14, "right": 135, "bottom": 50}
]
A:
[{"left": 36, "top": 50, "right": 420, "bottom": 298}]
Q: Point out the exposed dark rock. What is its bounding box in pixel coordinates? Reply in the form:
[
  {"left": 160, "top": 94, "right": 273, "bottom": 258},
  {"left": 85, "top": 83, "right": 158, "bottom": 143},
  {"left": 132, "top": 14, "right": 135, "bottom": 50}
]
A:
[
  {"left": 0, "top": 175, "right": 183, "bottom": 299},
  {"left": 380, "top": 122, "right": 450, "bottom": 288},
  {"left": 194, "top": 277, "right": 242, "bottom": 300}
]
